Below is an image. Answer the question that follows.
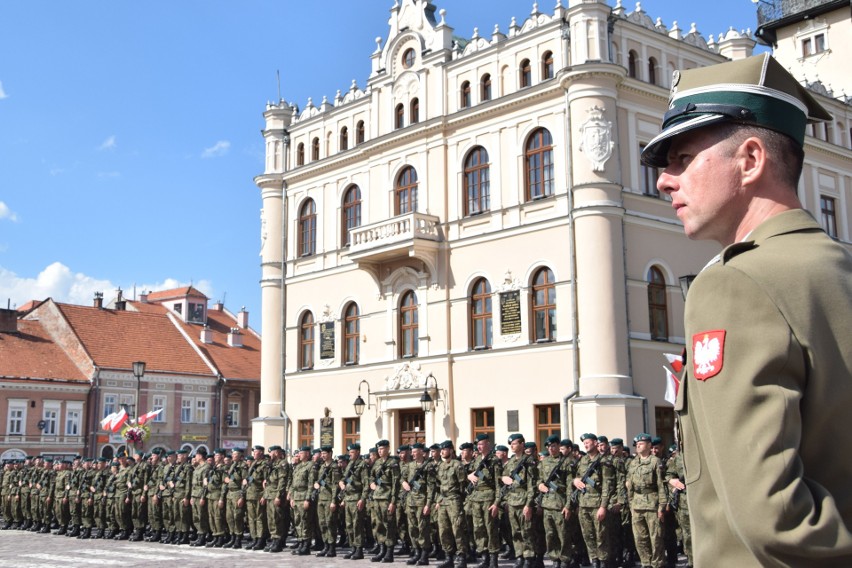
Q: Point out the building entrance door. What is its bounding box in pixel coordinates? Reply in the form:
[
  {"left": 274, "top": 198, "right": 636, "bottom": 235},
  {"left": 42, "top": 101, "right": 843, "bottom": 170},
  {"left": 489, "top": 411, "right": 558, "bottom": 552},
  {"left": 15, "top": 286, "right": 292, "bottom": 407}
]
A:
[{"left": 398, "top": 409, "right": 426, "bottom": 447}]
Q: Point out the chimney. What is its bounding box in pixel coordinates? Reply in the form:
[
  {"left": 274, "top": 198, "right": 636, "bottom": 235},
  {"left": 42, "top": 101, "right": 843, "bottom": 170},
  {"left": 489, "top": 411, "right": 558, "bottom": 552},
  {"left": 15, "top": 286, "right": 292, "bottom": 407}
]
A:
[
  {"left": 140, "top": 291, "right": 149, "bottom": 303},
  {"left": 93, "top": 292, "right": 104, "bottom": 309},
  {"left": 212, "top": 301, "right": 224, "bottom": 312},
  {"left": 237, "top": 306, "right": 249, "bottom": 329},
  {"left": 200, "top": 325, "right": 213, "bottom": 344},
  {"left": 114, "top": 287, "right": 126, "bottom": 310},
  {"left": 0, "top": 308, "right": 17, "bottom": 333},
  {"left": 227, "top": 327, "right": 243, "bottom": 348}
]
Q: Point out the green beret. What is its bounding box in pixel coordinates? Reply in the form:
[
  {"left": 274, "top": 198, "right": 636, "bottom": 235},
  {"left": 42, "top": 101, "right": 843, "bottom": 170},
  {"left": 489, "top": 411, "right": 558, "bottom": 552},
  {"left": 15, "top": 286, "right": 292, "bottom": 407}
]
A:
[
  {"left": 397, "top": 444, "right": 410, "bottom": 452},
  {"left": 597, "top": 436, "right": 609, "bottom": 444},
  {"left": 196, "top": 447, "right": 208, "bottom": 455},
  {"left": 429, "top": 444, "right": 440, "bottom": 451},
  {"left": 507, "top": 433, "right": 524, "bottom": 443},
  {"left": 311, "top": 448, "right": 321, "bottom": 455},
  {"left": 252, "top": 445, "right": 265, "bottom": 452},
  {"left": 232, "top": 447, "right": 245, "bottom": 454},
  {"left": 524, "top": 441, "right": 537, "bottom": 450},
  {"left": 116, "top": 449, "right": 127, "bottom": 458},
  {"left": 475, "top": 433, "right": 489, "bottom": 442},
  {"left": 368, "top": 447, "right": 378, "bottom": 454},
  {"left": 651, "top": 437, "right": 663, "bottom": 446},
  {"left": 579, "top": 433, "right": 597, "bottom": 442},
  {"left": 459, "top": 442, "right": 474, "bottom": 450},
  {"left": 177, "top": 449, "right": 189, "bottom": 455},
  {"left": 376, "top": 439, "right": 390, "bottom": 447},
  {"left": 495, "top": 445, "right": 509, "bottom": 452},
  {"left": 641, "top": 53, "right": 832, "bottom": 167},
  {"left": 634, "top": 433, "right": 652, "bottom": 443},
  {"left": 545, "top": 434, "right": 560, "bottom": 446},
  {"left": 214, "top": 448, "right": 227, "bottom": 455},
  {"left": 97, "top": 457, "right": 108, "bottom": 463},
  {"left": 610, "top": 438, "right": 624, "bottom": 447},
  {"left": 320, "top": 445, "right": 332, "bottom": 452},
  {"left": 300, "top": 445, "right": 312, "bottom": 453},
  {"left": 166, "top": 450, "right": 177, "bottom": 456},
  {"left": 560, "top": 439, "right": 573, "bottom": 447},
  {"left": 411, "top": 442, "right": 426, "bottom": 450},
  {"left": 338, "top": 455, "right": 350, "bottom": 461},
  {"left": 347, "top": 443, "right": 361, "bottom": 451},
  {"left": 439, "top": 440, "right": 454, "bottom": 450},
  {"left": 245, "top": 456, "right": 254, "bottom": 462},
  {"left": 669, "top": 444, "right": 679, "bottom": 453},
  {"left": 268, "top": 445, "right": 282, "bottom": 452}
]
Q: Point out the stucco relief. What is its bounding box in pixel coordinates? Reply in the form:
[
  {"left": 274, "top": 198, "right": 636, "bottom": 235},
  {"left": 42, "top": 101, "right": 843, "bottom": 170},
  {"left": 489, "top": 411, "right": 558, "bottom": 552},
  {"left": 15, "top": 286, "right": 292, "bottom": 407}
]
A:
[
  {"left": 578, "top": 105, "right": 614, "bottom": 172},
  {"left": 393, "top": 71, "right": 420, "bottom": 101},
  {"left": 384, "top": 361, "right": 433, "bottom": 391}
]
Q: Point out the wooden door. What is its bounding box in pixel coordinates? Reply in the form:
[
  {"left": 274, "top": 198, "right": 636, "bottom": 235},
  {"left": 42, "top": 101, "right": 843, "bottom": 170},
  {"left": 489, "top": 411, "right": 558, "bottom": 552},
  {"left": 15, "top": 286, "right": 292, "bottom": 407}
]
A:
[{"left": 398, "top": 409, "right": 426, "bottom": 447}]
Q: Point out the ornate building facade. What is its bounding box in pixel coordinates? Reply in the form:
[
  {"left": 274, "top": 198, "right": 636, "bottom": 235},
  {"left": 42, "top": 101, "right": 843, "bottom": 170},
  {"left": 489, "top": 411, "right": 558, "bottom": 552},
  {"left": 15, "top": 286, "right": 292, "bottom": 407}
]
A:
[{"left": 253, "top": 0, "right": 851, "bottom": 452}]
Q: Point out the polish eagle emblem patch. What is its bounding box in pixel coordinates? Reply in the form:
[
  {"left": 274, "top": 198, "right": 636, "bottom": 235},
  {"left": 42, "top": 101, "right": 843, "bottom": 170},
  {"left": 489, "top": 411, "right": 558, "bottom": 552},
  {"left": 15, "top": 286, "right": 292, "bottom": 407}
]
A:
[{"left": 692, "top": 330, "right": 725, "bottom": 380}]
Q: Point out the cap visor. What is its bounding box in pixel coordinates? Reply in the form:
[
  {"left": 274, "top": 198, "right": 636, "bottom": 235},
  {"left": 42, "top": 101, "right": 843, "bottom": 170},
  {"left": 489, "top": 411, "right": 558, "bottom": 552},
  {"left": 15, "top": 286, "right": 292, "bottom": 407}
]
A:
[{"left": 641, "top": 113, "right": 728, "bottom": 167}]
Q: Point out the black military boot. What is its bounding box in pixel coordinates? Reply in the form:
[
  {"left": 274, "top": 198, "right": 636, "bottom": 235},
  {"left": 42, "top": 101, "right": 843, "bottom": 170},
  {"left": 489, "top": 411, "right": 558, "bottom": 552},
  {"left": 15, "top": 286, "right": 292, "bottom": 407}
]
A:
[
  {"left": 368, "top": 542, "right": 381, "bottom": 555},
  {"left": 372, "top": 544, "right": 388, "bottom": 562},
  {"left": 488, "top": 555, "right": 497, "bottom": 568},
  {"left": 269, "top": 537, "right": 285, "bottom": 553},
  {"left": 476, "top": 553, "right": 490, "bottom": 568},
  {"left": 327, "top": 545, "right": 337, "bottom": 557},
  {"left": 297, "top": 539, "right": 312, "bottom": 555},
  {"left": 222, "top": 534, "right": 235, "bottom": 548},
  {"left": 344, "top": 545, "right": 357, "bottom": 559},
  {"left": 68, "top": 525, "right": 81, "bottom": 537},
  {"left": 233, "top": 535, "right": 243, "bottom": 550},
  {"left": 455, "top": 554, "right": 468, "bottom": 568},
  {"left": 382, "top": 545, "right": 395, "bottom": 563},
  {"left": 179, "top": 531, "right": 191, "bottom": 545},
  {"left": 317, "top": 543, "right": 330, "bottom": 557},
  {"left": 514, "top": 557, "right": 526, "bottom": 568},
  {"left": 80, "top": 527, "right": 91, "bottom": 539},
  {"left": 399, "top": 541, "right": 412, "bottom": 556},
  {"left": 437, "top": 554, "right": 455, "bottom": 568},
  {"left": 407, "top": 548, "right": 422, "bottom": 565},
  {"left": 351, "top": 546, "right": 366, "bottom": 560},
  {"left": 417, "top": 550, "right": 430, "bottom": 566}
]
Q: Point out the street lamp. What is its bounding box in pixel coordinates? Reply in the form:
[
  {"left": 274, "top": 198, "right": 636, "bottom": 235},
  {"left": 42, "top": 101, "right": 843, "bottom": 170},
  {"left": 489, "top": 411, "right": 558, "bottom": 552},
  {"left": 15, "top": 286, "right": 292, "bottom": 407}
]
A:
[
  {"left": 353, "top": 379, "right": 374, "bottom": 417},
  {"left": 678, "top": 275, "right": 696, "bottom": 301},
  {"left": 132, "top": 361, "right": 146, "bottom": 420},
  {"left": 419, "top": 375, "right": 440, "bottom": 413}
]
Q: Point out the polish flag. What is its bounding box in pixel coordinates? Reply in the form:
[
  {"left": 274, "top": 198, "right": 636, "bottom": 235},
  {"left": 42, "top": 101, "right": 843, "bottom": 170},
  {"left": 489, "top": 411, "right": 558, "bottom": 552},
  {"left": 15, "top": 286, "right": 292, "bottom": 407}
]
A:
[
  {"left": 664, "top": 352, "right": 684, "bottom": 373},
  {"left": 137, "top": 408, "right": 163, "bottom": 425},
  {"left": 664, "top": 366, "right": 681, "bottom": 406},
  {"left": 108, "top": 407, "right": 129, "bottom": 433},
  {"left": 100, "top": 411, "right": 118, "bottom": 430}
]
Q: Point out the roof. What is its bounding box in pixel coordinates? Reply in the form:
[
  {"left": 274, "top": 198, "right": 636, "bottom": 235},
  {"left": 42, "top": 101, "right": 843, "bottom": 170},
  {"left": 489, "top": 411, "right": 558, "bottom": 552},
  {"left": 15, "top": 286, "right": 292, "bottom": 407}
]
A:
[
  {"left": 0, "top": 319, "right": 88, "bottom": 382},
  {"left": 145, "top": 286, "right": 209, "bottom": 302},
  {"left": 55, "top": 303, "right": 214, "bottom": 376}
]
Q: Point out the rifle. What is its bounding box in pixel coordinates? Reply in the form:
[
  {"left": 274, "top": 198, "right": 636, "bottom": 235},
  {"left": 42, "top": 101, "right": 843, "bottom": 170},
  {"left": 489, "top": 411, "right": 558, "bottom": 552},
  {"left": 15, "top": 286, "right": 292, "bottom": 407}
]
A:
[
  {"left": 367, "top": 458, "right": 392, "bottom": 502},
  {"left": 668, "top": 476, "right": 684, "bottom": 512},
  {"left": 500, "top": 454, "right": 533, "bottom": 498},
  {"left": 534, "top": 454, "right": 567, "bottom": 507},
  {"left": 408, "top": 458, "right": 432, "bottom": 493},
  {"left": 310, "top": 461, "right": 336, "bottom": 502},
  {"left": 569, "top": 455, "right": 603, "bottom": 506},
  {"left": 465, "top": 450, "right": 495, "bottom": 496}
]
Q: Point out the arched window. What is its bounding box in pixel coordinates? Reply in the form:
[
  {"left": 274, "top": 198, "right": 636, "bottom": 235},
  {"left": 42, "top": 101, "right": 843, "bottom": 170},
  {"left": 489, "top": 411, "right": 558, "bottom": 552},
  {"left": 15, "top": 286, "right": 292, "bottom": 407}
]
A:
[
  {"left": 342, "top": 185, "right": 362, "bottom": 247},
  {"left": 647, "top": 266, "right": 668, "bottom": 341},
  {"left": 470, "top": 278, "right": 492, "bottom": 349},
  {"left": 410, "top": 98, "right": 420, "bottom": 124},
  {"left": 298, "top": 199, "right": 316, "bottom": 257},
  {"left": 519, "top": 58, "right": 532, "bottom": 88},
  {"left": 299, "top": 311, "right": 315, "bottom": 370},
  {"left": 395, "top": 166, "right": 418, "bottom": 215},
  {"left": 395, "top": 103, "right": 405, "bottom": 129},
  {"left": 344, "top": 303, "right": 360, "bottom": 365},
  {"left": 399, "top": 290, "right": 419, "bottom": 358},
  {"left": 532, "top": 267, "right": 556, "bottom": 342},
  {"left": 311, "top": 137, "right": 320, "bottom": 160},
  {"left": 542, "top": 50, "right": 554, "bottom": 80},
  {"left": 648, "top": 57, "right": 658, "bottom": 85},
  {"left": 480, "top": 73, "right": 492, "bottom": 101},
  {"left": 461, "top": 81, "right": 471, "bottom": 108},
  {"left": 525, "top": 128, "right": 554, "bottom": 201},
  {"left": 340, "top": 126, "right": 349, "bottom": 151},
  {"left": 296, "top": 142, "right": 305, "bottom": 166},
  {"left": 463, "top": 146, "right": 490, "bottom": 216},
  {"left": 628, "top": 50, "right": 638, "bottom": 78},
  {"left": 356, "top": 120, "right": 365, "bottom": 145}
]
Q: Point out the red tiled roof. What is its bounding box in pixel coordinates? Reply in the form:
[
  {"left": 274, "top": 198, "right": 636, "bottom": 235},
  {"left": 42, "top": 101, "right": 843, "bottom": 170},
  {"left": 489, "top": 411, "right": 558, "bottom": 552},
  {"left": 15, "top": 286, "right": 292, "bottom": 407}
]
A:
[
  {"left": 16, "top": 300, "right": 43, "bottom": 314},
  {"left": 0, "top": 319, "right": 88, "bottom": 382},
  {"left": 146, "top": 286, "right": 208, "bottom": 302},
  {"left": 56, "top": 303, "right": 214, "bottom": 377}
]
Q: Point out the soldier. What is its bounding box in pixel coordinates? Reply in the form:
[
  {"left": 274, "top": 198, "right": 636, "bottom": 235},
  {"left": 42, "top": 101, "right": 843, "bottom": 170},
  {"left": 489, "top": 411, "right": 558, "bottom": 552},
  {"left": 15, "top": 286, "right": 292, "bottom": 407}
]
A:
[
  {"left": 401, "top": 442, "right": 434, "bottom": 566},
  {"left": 127, "top": 450, "right": 149, "bottom": 541},
  {"left": 144, "top": 449, "right": 164, "bottom": 542},
  {"left": 625, "top": 434, "right": 666, "bottom": 568},
  {"left": 204, "top": 448, "right": 229, "bottom": 548},
  {"left": 596, "top": 437, "right": 623, "bottom": 567},
  {"left": 458, "top": 442, "right": 475, "bottom": 563},
  {"left": 435, "top": 440, "right": 468, "bottom": 568},
  {"left": 396, "top": 445, "right": 412, "bottom": 558},
  {"left": 223, "top": 447, "right": 247, "bottom": 549},
  {"left": 77, "top": 458, "right": 97, "bottom": 539},
  {"left": 537, "top": 435, "right": 573, "bottom": 568},
  {"left": 571, "top": 434, "right": 615, "bottom": 568},
  {"left": 53, "top": 459, "right": 72, "bottom": 535},
  {"left": 466, "top": 434, "right": 501, "bottom": 568},
  {"left": 664, "top": 448, "right": 691, "bottom": 568},
  {"left": 609, "top": 438, "right": 635, "bottom": 567},
  {"left": 158, "top": 450, "right": 177, "bottom": 543},
  {"left": 501, "top": 434, "right": 538, "bottom": 568},
  {"left": 290, "top": 445, "right": 317, "bottom": 555},
  {"left": 262, "top": 445, "right": 291, "bottom": 552},
  {"left": 189, "top": 448, "right": 211, "bottom": 546},
  {"left": 36, "top": 458, "right": 55, "bottom": 533},
  {"left": 369, "top": 439, "right": 400, "bottom": 563},
  {"left": 315, "top": 445, "right": 343, "bottom": 557},
  {"left": 171, "top": 448, "right": 193, "bottom": 545},
  {"left": 66, "top": 456, "right": 84, "bottom": 537},
  {"left": 340, "top": 442, "right": 370, "bottom": 560},
  {"left": 243, "top": 445, "right": 269, "bottom": 550},
  {"left": 650, "top": 438, "right": 676, "bottom": 568}
]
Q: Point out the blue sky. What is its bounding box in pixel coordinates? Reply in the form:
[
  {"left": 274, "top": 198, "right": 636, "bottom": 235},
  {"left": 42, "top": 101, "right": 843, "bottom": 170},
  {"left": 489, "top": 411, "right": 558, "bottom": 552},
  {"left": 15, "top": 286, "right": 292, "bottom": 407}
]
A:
[{"left": 0, "top": 0, "right": 764, "bottom": 329}]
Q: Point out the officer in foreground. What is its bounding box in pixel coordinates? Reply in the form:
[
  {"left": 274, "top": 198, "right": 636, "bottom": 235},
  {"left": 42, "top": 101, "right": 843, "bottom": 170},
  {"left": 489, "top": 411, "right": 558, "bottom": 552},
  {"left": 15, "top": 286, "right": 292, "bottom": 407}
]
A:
[{"left": 642, "top": 52, "right": 852, "bottom": 565}]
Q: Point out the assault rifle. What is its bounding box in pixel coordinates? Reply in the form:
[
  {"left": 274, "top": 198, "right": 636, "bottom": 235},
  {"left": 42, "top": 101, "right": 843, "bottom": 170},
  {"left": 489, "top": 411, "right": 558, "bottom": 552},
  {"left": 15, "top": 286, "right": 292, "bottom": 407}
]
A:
[
  {"left": 569, "top": 455, "right": 603, "bottom": 506},
  {"left": 668, "top": 477, "right": 684, "bottom": 512},
  {"left": 499, "top": 454, "right": 533, "bottom": 498},
  {"left": 310, "top": 462, "right": 336, "bottom": 502},
  {"left": 367, "top": 458, "right": 392, "bottom": 502},
  {"left": 534, "top": 454, "right": 567, "bottom": 507},
  {"left": 465, "top": 450, "right": 495, "bottom": 496},
  {"left": 408, "top": 458, "right": 432, "bottom": 493}
]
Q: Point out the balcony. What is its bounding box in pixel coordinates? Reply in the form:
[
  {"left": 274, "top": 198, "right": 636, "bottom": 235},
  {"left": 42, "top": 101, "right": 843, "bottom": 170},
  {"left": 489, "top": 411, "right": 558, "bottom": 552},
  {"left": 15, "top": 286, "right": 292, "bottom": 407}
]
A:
[{"left": 347, "top": 212, "right": 442, "bottom": 275}]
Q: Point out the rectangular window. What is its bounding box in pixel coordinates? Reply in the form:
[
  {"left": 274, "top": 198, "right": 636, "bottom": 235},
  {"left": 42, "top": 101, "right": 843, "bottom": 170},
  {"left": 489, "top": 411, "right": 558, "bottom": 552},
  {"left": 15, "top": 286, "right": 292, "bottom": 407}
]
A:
[
  {"left": 820, "top": 195, "right": 838, "bottom": 238},
  {"left": 152, "top": 395, "right": 166, "bottom": 423},
  {"left": 195, "top": 399, "right": 209, "bottom": 424},
  {"left": 640, "top": 145, "right": 660, "bottom": 196},
  {"left": 298, "top": 419, "right": 314, "bottom": 449},
  {"left": 7, "top": 400, "right": 26, "bottom": 435},
  {"left": 227, "top": 401, "right": 240, "bottom": 427},
  {"left": 471, "top": 408, "right": 495, "bottom": 446},
  {"left": 534, "top": 404, "right": 560, "bottom": 450},
  {"left": 103, "top": 394, "right": 117, "bottom": 418},
  {"left": 655, "top": 406, "right": 675, "bottom": 450},
  {"left": 43, "top": 401, "right": 60, "bottom": 436},
  {"left": 173, "top": 302, "right": 182, "bottom": 314},
  {"left": 188, "top": 302, "right": 204, "bottom": 323},
  {"left": 65, "top": 402, "right": 82, "bottom": 436},
  {"left": 119, "top": 393, "right": 134, "bottom": 417},
  {"left": 181, "top": 398, "right": 193, "bottom": 423},
  {"left": 342, "top": 417, "right": 360, "bottom": 454},
  {"left": 802, "top": 37, "right": 812, "bottom": 57}
]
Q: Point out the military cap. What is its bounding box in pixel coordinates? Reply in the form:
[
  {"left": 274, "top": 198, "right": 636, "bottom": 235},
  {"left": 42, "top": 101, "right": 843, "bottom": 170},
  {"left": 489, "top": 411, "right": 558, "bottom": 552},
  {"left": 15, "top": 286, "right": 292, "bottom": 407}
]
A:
[
  {"left": 97, "top": 457, "right": 108, "bottom": 462},
  {"left": 634, "top": 433, "right": 652, "bottom": 443},
  {"left": 376, "top": 439, "right": 390, "bottom": 447},
  {"left": 369, "top": 447, "right": 378, "bottom": 454},
  {"left": 495, "top": 445, "right": 509, "bottom": 452},
  {"left": 311, "top": 448, "right": 321, "bottom": 455},
  {"left": 579, "top": 433, "right": 598, "bottom": 442},
  {"left": 320, "top": 445, "right": 333, "bottom": 452},
  {"left": 669, "top": 444, "right": 679, "bottom": 453},
  {"left": 475, "top": 433, "right": 489, "bottom": 442},
  {"left": 545, "top": 434, "right": 560, "bottom": 446},
  {"left": 252, "top": 444, "right": 265, "bottom": 452},
  {"left": 523, "top": 441, "right": 537, "bottom": 450},
  {"left": 44, "top": 458, "right": 54, "bottom": 463},
  {"left": 610, "top": 438, "right": 624, "bottom": 447},
  {"left": 268, "top": 445, "right": 282, "bottom": 452},
  {"left": 166, "top": 450, "right": 177, "bottom": 456},
  {"left": 651, "top": 436, "right": 663, "bottom": 446},
  {"left": 111, "top": 461, "right": 119, "bottom": 467},
  {"left": 245, "top": 456, "right": 254, "bottom": 462},
  {"left": 26, "top": 455, "right": 34, "bottom": 460},
  {"left": 397, "top": 444, "right": 410, "bottom": 452},
  {"left": 429, "top": 443, "right": 440, "bottom": 451},
  {"left": 411, "top": 442, "right": 426, "bottom": 450},
  {"left": 439, "top": 440, "right": 454, "bottom": 450},
  {"left": 339, "top": 454, "right": 350, "bottom": 461},
  {"left": 507, "top": 433, "right": 524, "bottom": 443},
  {"left": 116, "top": 449, "right": 128, "bottom": 458},
  {"left": 459, "top": 442, "right": 474, "bottom": 450},
  {"left": 347, "top": 443, "right": 361, "bottom": 451},
  {"left": 597, "top": 436, "right": 609, "bottom": 444},
  {"left": 300, "top": 445, "right": 312, "bottom": 453},
  {"left": 214, "top": 448, "right": 227, "bottom": 455},
  {"left": 560, "top": 438, "right": 573, "bottom": 447},
  {"left": 196, "top": 446, "right": 208, "bottom": 455},
  {"left": 177, "top": 448, "right": 189, "bottom": 455},
  {"left": 232, "top": 447, "right": 245, "bottom": 454},
  {"left": 641, "top": 53, "right": 832, "bottom": 167}
]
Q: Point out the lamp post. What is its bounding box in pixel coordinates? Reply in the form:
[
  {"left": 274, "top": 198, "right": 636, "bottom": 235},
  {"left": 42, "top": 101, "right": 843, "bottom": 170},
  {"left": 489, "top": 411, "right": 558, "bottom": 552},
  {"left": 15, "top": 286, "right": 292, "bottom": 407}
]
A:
[
  {"left": 353, "top": 379, "right": 373, "bottom": 417},
  {"left": 678, "top": 275, "right": 696, "bottom": 301},
  {"left": 420, "top": 375, "right": 439, "bottom": 413},
  {"left": 132, "top": 361, "right": 146, "bottom": 420}
]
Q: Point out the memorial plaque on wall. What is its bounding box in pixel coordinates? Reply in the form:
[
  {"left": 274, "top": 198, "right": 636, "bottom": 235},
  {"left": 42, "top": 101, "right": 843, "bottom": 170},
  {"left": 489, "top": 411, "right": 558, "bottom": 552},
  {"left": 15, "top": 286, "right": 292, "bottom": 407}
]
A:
[
  {"left": 320, "top": 421, "right": 334, "bottom": 448},
  {"left": 507, "top": 410, "right": 519, "bottom": 432},
  {"left": 500, "top": 290, "right": 522, "bottom": 335},
  {"left": 320, "top": 322, "right": 335, "bottom": 359}
]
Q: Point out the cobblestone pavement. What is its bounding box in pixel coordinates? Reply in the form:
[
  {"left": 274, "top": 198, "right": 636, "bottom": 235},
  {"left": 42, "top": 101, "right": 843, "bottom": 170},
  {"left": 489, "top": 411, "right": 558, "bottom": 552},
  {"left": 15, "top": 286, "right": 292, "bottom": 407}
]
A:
[{"left": 0, "top": 530, "right": 689, "bottom": 567}]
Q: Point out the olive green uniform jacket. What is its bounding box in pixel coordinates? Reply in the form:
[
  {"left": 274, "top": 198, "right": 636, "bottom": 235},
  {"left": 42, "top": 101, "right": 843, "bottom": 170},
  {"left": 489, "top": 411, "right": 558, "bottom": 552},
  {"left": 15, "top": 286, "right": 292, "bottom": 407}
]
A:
[{"left": 678, "top": 209, "right": 852, "bottom": 566}]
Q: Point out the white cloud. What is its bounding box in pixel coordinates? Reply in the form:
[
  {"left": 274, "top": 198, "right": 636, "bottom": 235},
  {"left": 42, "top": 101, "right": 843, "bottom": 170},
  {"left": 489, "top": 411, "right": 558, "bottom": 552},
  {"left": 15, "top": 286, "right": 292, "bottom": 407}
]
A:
[
  {"left": 0, "top": 81, "right": 8, "bottom": 100},
  {"left": 201, "top": 140, "right": 230, "bottom": 159},
  {"left": 0, "top": 202, "right": 19, "bottom": 222},
  {"left": 0, "top": 263, "right": 215, "bottom": 309},
  {"left": 98, "top": 135, "right": 116, "bottom": 151}
]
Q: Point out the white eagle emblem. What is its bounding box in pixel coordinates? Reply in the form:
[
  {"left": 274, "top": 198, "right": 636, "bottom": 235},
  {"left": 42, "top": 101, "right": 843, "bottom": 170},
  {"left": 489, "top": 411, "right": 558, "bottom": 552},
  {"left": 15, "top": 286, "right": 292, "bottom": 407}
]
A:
[{"left": 694, "top": 335, "right": 721, "bottom": 377}]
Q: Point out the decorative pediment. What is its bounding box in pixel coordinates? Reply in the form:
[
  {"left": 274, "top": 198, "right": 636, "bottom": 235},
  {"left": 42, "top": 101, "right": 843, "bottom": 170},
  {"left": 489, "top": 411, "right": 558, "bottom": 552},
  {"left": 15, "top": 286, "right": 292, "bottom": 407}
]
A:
[{"left": 384, "top": 361, "right": 434, "bottom": 391}]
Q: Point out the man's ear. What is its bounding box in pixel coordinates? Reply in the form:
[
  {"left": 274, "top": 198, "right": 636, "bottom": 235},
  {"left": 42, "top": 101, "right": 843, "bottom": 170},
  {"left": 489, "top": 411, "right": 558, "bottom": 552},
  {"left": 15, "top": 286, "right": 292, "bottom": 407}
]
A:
[{"left": 738, "top": 136, "right": 767, "bottom": 187}]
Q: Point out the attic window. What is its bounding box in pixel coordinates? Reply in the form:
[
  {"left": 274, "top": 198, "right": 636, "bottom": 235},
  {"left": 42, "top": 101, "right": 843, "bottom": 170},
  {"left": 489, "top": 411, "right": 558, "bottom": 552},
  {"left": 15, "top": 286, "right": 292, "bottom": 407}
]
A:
[
  {"left": 173, "top": 303, "right": 182, "bottom": 315},
  {"left": 188, "top": 302, "right": 205, "bottom": 323},
  {"left": 403, "top": 48, "right": 415, "bottom": 69}
]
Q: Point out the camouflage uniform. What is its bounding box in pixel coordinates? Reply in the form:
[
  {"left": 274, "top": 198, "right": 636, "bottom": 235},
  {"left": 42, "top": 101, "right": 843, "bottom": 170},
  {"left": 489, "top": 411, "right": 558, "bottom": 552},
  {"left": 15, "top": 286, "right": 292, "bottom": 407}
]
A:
[{"left": 436, "top": 442, "right": 469, "bottom": 562}]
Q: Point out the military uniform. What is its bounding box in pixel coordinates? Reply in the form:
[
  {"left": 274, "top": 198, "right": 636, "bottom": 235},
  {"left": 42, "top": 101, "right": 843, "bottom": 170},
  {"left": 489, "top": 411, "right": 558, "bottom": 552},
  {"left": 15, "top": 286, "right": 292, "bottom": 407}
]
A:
[
  {"left": 171, "top": 451, "right": 193, "bottom": 544},
  {"left": 262, "top": 446, "right": 291, "bottom": 552},
  {"left": 205, "top": 449, "right": 229, "bottom": 547},
  {"left": 314, "top": 446, "right": 342, "bottom": 557},
  {"left": 401, "top": 445, "right": 435, "bottom": 566},
  {"left": 159, "top": 452, "right": 177, "bottom": 542},
  {"left": 290, "top": 447, "right": 318, "bottom": 555},
  {"left": 340, "top": 445, "right": 370, "bottom": 559},
  {"left": 436, "top": 441, "right": 468, "bottom": 566},
  {"left": 369, "top": 440, "right": 400, "bottom": 562},
  {"left": 573, "top": 435, "right": 615, "bottom": 567},
  {"left": 501, "top": 437, "right": 538, "bottom": 565},
  {"left": 664, "top": 451, "right": 690, "bottom": 567},
  {"left": 466, "top": 443, "right": 502, "bottom": 568},
  {"left": 244, "top": 446, "right": 269, "bottom": 549},
  {"left": 537, "top": 437, "right": 574, "bottom": 568},
  {"left": 625, "top": 435, "right": 667, "bottom": 568},
  {"left": 223, "top": 449, "right": 248, "bottom": 549},
  {"left": 190, "top": 451, "right": 211, "bottom": 545}
]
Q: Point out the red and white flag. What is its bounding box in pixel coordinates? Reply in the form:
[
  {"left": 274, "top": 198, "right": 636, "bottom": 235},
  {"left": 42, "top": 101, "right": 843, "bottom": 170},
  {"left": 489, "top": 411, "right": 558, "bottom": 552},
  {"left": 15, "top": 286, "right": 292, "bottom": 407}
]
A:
[
  {"left": 100, "top": 411, "right": 118, "bottom": 430},
  {"left": 137, "top": 408, "right": 163, "bottom": 425},
  {"left": 664, "top": 366, "right": 681, "bottom": 406},
  {"left": 664, "top": 352, "right": 684, "bottom": 373},
  {"left": 108, "top": 407, "right": 129, "bottom": 433}
]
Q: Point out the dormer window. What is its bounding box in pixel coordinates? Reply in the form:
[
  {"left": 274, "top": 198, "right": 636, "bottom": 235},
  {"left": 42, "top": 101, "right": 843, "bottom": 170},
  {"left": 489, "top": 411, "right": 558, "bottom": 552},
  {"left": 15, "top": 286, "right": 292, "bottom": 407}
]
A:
[{"left": 188, "top": 302, "right": 205, "bottom": 324}]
